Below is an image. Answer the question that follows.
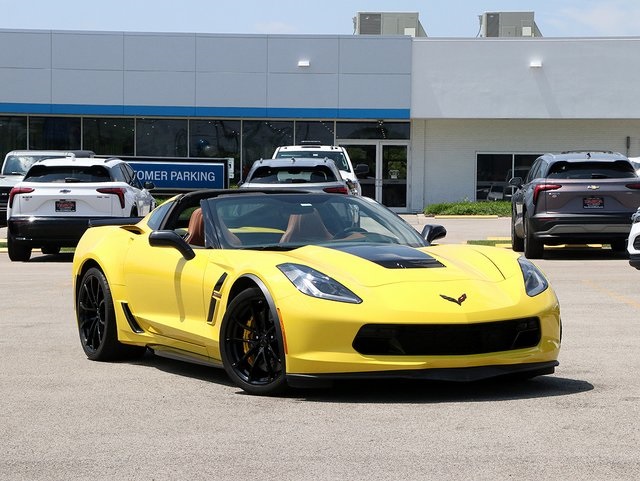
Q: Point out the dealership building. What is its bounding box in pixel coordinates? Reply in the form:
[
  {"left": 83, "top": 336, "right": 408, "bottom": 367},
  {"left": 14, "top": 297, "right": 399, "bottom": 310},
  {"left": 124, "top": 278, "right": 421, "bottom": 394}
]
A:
[{"left": 2, "top": 11, "right": 640, "bottom": 212}]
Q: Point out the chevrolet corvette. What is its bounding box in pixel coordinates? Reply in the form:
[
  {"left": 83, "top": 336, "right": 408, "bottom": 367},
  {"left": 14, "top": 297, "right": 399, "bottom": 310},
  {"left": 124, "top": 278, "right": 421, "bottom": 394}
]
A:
[{"left": 72, "top": 190, "right": 561, "bottom": 395}]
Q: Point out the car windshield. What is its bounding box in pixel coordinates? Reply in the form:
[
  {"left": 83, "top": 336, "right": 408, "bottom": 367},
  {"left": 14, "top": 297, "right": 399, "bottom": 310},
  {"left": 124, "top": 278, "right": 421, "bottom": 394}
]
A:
[
  {"left": 547, "top": 161, "right": 637, "bottom": 179},
  {"left": 24, "top": 165, "right": 111, "bottom": 183},
  {"left": 248, "top": 165, "right": 338, "bottom": 184},
  {"left": 2, "top": 155, "right": 61, "bottom": 175},
  {"left": 205, "top": 194, "right": 426, "bottom": 250},
  {"left": 275, "top": 151, "right": 349, "bottom": 171}
]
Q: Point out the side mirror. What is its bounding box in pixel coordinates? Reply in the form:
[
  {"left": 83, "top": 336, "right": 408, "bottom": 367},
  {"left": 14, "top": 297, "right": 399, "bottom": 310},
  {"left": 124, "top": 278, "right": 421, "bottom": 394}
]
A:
[
  {"left": 143, "top": 181, "right": 155, "bottom": 190},
  {"left": 421, "top": 224, "right": 447, "bottom": 244},
  {"left": 509, "top": 176, "right": 523, "bottom": 188},
  {"left": 355, "top": 164, "right": 370, "bottom": 177},
  {"left": 149, "top": 230, "right": 196, "bottom": 260}
]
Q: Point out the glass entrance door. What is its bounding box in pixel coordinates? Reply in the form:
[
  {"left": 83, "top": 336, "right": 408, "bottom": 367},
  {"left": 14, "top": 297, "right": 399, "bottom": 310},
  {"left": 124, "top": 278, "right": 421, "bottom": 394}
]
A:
[
  {"left": 341, "top": 142, "right": 408, "bottom": 210},
  {"left": 381, "top": 144, "right": 407, "bottom": 208}
]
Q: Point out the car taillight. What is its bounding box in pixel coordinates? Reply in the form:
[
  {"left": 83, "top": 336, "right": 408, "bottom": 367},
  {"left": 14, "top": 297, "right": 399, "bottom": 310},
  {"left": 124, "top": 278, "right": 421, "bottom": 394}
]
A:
[
  {"left": 533, "top": 184, "right": 561, "bottom": 204},
  {"left": 8, "top": 186, "right": 35, "bottom": 208},
  {"left": 96, "top": 187, "right": 126, "bottom": 208},
  {"left": 323, "top": 186, "right": 349, "bottom": 194},
  {"left": 625, "top": 183, "right": 640, "bottom": 190}
]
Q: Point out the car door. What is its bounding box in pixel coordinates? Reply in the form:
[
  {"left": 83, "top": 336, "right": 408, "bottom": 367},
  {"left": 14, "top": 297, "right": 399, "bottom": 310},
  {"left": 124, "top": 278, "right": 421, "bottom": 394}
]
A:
[
  {"left": 122, "top": 224, "right": 227, "bottom": 356},
  {"left": 121, "top": 163, "right": 153, "bottom": 215}
]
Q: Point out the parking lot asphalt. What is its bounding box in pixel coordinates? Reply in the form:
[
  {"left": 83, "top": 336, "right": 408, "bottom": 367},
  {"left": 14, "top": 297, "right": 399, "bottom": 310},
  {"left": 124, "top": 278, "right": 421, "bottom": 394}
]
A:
[{"left": 2, "top": 217, "right": 640, "bottom": 480}]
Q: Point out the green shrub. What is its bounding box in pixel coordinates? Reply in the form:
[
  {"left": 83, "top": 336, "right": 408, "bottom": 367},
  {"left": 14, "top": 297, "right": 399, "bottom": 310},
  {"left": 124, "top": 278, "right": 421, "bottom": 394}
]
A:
[{"left": 424, "top": 200, "right": 511, "bottom": 217}]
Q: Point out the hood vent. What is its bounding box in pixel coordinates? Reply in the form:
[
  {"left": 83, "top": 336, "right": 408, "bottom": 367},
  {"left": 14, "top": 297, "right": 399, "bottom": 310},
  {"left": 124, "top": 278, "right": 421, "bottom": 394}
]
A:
[{"left": 329, "top": 244, "right": 444, "bottom": 269}]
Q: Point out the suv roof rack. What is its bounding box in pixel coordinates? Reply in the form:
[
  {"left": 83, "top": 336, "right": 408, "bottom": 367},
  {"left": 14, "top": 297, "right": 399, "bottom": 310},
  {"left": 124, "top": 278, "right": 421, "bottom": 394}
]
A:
[{"left": 559, "top": 150, "right": 616, "bottom": 155}]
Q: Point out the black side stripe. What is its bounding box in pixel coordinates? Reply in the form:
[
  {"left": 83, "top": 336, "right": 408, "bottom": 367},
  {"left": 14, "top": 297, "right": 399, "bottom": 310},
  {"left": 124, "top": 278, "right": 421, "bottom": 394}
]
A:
[
  {"left": 121, "top": 302, "right": 145, "bottom": 333},
  {"left": 207, "top": 272, "right": 228, "bottom": 324}
]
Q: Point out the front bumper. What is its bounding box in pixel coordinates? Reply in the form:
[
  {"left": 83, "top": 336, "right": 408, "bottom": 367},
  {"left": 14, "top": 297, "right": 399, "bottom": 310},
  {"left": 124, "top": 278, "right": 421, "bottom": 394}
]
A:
[
  {"left": 287, "top": 360, "right": 559, "bottom": 387},
  {"left": 278, "top": 286, "right": 561, "bottom": 376},
  {"left": 530, "top": 213, "right": 633, "bottom": 244},
  {"left": 8, "top": 216, "right": 94, "bottom": 246}
]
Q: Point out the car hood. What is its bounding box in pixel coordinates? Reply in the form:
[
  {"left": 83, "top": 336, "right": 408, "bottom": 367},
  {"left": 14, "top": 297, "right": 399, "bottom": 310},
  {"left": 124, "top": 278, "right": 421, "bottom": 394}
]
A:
[{"left": 281, "top": 243, "right": 521, "bottom": 288}]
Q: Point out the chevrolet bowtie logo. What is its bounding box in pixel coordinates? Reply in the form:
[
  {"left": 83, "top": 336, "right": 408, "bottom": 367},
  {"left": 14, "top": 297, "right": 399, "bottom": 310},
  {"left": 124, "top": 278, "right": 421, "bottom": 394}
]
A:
[
  {"left": 587, "top": 185, "right": 600, "bottom": 190},
  {"left": 440, "top": 293, "right": 467, "bottom": 306}
]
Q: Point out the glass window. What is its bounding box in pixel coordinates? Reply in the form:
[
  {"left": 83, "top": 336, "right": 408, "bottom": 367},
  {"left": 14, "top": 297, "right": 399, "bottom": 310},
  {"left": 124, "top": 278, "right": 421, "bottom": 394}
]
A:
[
  {"left": 83, "top": 118, "right": 134, "bottom": 156},
  {"left": 0, "top": 116, "right": 27, "bottom": 153},
  {"left": 24, "top": 165, "right": 110, "bottom": 183},
  {"left": 294, "top": 121, "right": 335, "bottom": 145},
  {"left": 190, "top": 119, "right": 241, "bottom": 178},
  {"left": 136, "top": 118, "right": 188, "bottom": 157},
  {"left": 248, "top": 165, "right": 338, "bottom": 183},
  {"left": 337, "top": 121, "right": 409, "bottom": 140},
  {"left": 242, "top": 121, "right": 293, "bottom": 179},
  {"left": 147, "top": 200, "right": 173, "bottom": 230},
  {"left": 29, "top": 117, "right": 81, "bottom": 150},
  {"left": 547, "top": 161, "right": 636, "bottom": 179},
  {"left": 476, "top": 153, "right": 539, "bottom": 201}
]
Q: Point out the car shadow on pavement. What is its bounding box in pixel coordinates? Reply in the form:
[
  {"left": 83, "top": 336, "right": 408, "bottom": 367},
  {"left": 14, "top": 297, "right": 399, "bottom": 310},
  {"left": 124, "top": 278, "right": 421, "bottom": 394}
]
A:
[
  {"left": 129, "top": 350, "right": 236, "bottom": 387},
  {"left": 538, "top": 247, "right": 629, "bottom": 261},
  {"left": 23, "top": 253, "right": 75, "bottom": 263},
  {"left": 291, "top": 375, "right": 594, "bottom": 404}
]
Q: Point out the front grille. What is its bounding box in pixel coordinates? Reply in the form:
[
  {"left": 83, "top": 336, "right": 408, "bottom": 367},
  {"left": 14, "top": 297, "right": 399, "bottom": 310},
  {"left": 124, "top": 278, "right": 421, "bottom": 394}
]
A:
[{"left": 352, "top": 318, "right": 541, "bottom": 356}]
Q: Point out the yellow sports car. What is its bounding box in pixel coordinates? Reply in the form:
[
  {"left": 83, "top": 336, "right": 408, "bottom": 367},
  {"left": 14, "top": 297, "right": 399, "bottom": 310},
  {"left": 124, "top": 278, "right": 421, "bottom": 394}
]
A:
[{"left": 72, "top": 190, "right": 561, "bottom": 395}]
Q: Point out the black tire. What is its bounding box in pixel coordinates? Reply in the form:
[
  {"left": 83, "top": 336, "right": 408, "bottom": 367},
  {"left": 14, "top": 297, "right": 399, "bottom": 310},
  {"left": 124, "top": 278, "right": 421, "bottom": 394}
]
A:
[
  {"left": 41, "top": 245, "right": 60, "bottom": 255},
  {"left": 523, "top": 217, "right": 544, "bottom": 259},
  {"left": 220, "top": 287, "right": 287, "bottom": 395},
  {"left": 7, "top": 233, "right": 31, "bottom": 262},
  {"left": 76, "top": 267, "right": 145, "bottom": 361},
  {"left": 511, "top": 207, "right": 524, "bottom": 252}
]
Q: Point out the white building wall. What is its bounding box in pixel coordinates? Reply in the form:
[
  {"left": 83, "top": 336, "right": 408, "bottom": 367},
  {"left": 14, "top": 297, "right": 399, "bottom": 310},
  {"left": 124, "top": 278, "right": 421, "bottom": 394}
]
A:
[
  {"left": 412, "top": 38, "right": 640, "bottom": 119},
  {"left": 411, "top": 118, "right": 640, "bottom": 211}
]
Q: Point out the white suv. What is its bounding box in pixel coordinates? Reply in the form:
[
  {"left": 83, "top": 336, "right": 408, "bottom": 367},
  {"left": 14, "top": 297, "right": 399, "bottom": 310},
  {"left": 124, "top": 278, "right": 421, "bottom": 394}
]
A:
[
  {"left": 7, "top": 157, "right": 155, "bottom": 261},
  {"left": 272, "top": 143, "right": 368, "bottom": 195},
  {"left": 0, "top": 150, "right": 95, "bottom": 225}
]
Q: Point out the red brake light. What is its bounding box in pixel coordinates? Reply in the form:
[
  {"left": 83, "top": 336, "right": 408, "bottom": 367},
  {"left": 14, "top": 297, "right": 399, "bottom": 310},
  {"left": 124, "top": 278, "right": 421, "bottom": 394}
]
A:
[
  {"left": 625, "top": 183, "right": 640, "bottom": 190},
  {"left": 8, "top": 186, "right": 35, "bottom": 208},
  {"left": 533, "top": 184, "right": 561, "bottom": 204},
  {"left": 323, "top": 186, "right": 349, "bottom": 195},
  {"left": 96, "top": 187, "right": 126, "bottom": 208}
]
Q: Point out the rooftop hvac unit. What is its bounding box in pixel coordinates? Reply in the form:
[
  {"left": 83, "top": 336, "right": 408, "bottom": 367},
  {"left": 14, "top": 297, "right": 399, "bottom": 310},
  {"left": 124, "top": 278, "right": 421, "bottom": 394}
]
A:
[
  {"left": 355, "top": 12, "right": 427, "bottom": 37},
  {"left": 480, "top": 11, "right": 542, "bottom": 38}
]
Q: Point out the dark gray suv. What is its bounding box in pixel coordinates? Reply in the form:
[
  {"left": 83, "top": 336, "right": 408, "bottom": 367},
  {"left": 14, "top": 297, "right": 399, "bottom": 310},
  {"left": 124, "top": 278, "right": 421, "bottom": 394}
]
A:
[{"left": 510, "top": 151, "right": 640, "bottom": 258}]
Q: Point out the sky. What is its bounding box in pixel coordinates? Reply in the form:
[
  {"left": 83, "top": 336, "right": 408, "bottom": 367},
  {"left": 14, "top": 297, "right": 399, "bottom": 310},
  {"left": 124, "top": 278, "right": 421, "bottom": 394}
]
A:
[{"left": 1, "top": 0, "right": 640, "bottom": 37}]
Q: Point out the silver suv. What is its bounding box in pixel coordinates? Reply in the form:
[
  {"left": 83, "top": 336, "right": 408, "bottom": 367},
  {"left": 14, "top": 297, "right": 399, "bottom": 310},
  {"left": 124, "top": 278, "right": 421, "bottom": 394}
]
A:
[
  {"left": 510, "top": 151, "right": 640, "bottom": 258},
  {"left": 240, "top": 157, "right": 354, "bottom": 195},
  {"left": 272, "top": 143, "right": 368, "bottom": 195}
]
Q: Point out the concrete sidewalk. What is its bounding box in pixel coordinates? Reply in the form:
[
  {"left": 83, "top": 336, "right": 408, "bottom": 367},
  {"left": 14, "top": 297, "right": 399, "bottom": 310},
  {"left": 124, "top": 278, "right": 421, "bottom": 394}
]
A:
[{"left": 400, "top": 214, "right": 510, "bottom": 245}]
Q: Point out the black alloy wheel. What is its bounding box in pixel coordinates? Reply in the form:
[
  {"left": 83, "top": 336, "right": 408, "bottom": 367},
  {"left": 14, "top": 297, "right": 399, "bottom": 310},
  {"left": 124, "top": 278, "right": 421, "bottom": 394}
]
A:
[
  {"left": 76, "top": 267, "right": 145, "bottom": 361},
  {"left": 220, "top": 287, "right": 286, "bottom": 395}
]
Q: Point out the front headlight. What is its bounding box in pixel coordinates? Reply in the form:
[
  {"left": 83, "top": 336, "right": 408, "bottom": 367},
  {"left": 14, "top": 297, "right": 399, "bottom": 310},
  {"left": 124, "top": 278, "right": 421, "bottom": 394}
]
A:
[
  {"left": 518, "top": 257, "right": 549, "bottom": 297},
  {"left": 277, "top": 263, "right": 362, "bottom": 304}
]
